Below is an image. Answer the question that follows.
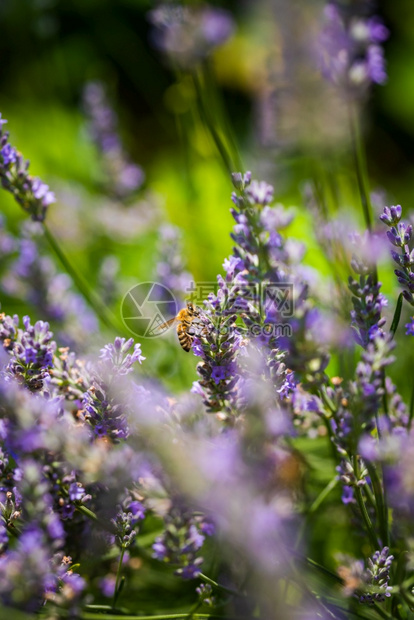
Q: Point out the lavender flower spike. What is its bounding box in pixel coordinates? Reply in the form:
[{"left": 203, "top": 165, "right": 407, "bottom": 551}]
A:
[
  {"left": 380, "top": 204, "right": 414, "bottom": 305},
  {"left": 0, "top": 114, "right": 55, "bottom": 221},
  {"left": 360, "top": 547, "right": 394, "bottom": 604}
]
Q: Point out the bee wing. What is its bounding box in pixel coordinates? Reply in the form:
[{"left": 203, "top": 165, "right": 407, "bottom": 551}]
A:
[{"left": 155, "top": 317, "right": 177, "bottom": 332}]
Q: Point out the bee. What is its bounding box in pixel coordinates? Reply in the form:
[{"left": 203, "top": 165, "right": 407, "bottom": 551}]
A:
[{"left": 158, "top": 301, "right": 204, "bottom": 352}]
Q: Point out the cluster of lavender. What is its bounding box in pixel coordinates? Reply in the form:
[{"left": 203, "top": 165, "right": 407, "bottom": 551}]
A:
[
  {"left": 0, "top": 218, "right": 97, "bottom": 350},
  {"left": 0, "top": 313, "right": 56, "bottom": 392},
  {"left": 3, "top": 1, "right": 414, "bottom": 617},
  {"left": 83, "top": 82, "right": 144, "bottom": 199},
  {"left": 81, "top": 337, "right": 145, "bottom": 442},
  {"left": 380, "top": 205, "right": 414, "bottom": 311},
  {"left": 152, "top": 503, "right": 213, "bottom": 579},
  {"left": 0, "top": 308, "right": 220, "bottom": 614},
  {"left": 148, "top": 3, "right": 234, "bottom": 69},
  {"left": 0, "top": 115, "right": 55, "bottom": 221},
  {"left": 348, "top": 234, "right": 387, "bottom": 346},
  {"left": 319, "top": 1, "right": 389, "bottom": 98},
  {"left": 338, "top": 547, "right": 393, "bottom": 603},
  {"left": 191, "top": 171, "right": 330, "bottom": 427}
]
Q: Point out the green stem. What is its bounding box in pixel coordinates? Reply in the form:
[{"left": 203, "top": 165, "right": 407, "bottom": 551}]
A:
[
  {"left": 372, "top": 602, "right": 395, "bottom": 620},
  {"left": 366, "top": 461, "right": 389, "bottom": 547},
  {"left": 353, "top": 456, "right": 380, "bottom": 550},
  {"left": 293, "top": 477, "right": 339, "bottom": 553},
  {"left": 309, "top": 476, "right": 338, "bottom": 514},
  {"left": 348, "top": 104, "right": 378, "bottom": 286},
  {"left": 390, "top": 293, "right": 404, "bottom": 338},
  {"left": 81, "top": 614, "right": 247, "bottom": 620},
  {"left": 380, "top": 370, "right": 389, "bottom": 424},
  {"left": 43, "top": 224, "right": 121, "bottom": 333},
  {"left": 348, "top": 105, "right": 372, "bottom": 233},
  {"left": 409, "top": 378, "right": 414, "bottom": 431},
  {"left": 60, "top": 486, "right": 117, "bottom": 535},
  {"left": 192, "top": 72, "right": 234, "bottom": 175},
  {"left": 301, "top": 556, "right": 343, "bottom": 584},
  {"left": 76, "top": 503, "right": 98, "bottom": 523},
  {"left": 198, "top": 573, "right": 243, "bottom": 598},
  {"left": 185, "top": 599, "right": 203, "bottom": 620},
  {"left": 113, "top": 547, "right": 126, "bottom": 609},
  {"left": 202, "top": 61, "right": 243, "bottom": 172}
]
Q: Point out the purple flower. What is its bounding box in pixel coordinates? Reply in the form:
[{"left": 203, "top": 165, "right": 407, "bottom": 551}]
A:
[
  {"left": 152, "top": 539, "right": 167, "bottom": 561},
  {"left": 31, "top": 178, "right": 55, "bottom": 206},
  {"left": 83, "top": 81, "right": 144, "bottom": 199},
  {"left": 245, "top": 180, "right": 274, "bottom": 206},
  {"left": 152, "top": 504, "right": 208, "bottom": 580},
  {"left": 380, "top": 205, "right": 402, "bottom": 226},
  {"left": 68, "top": 482, "right": 86, "bottom": 502},
  {"left": 0, "top": 314, "right": 56, "bottom": 391},
  {"left": 277, "top": 371, "right": 296, "bottom": 399},
  {"left": 0, "top": 114, "right": 54, "bottom": 221},
  {"left": 199, "top": 520, "right": 215, "bottom": 537},
  {"left": 367, "top": 45, "right": 387, "bottom": 84},
  {"left": 360, "top": 547, "right": 394, "bottom": 604},
  {"left": 0, "top": 143, "right": 17, "bottom": 165},
  {"left": 178, "top": 562, "right": 202, "bottom": 579},
  {"left": 348, "top": 236, "right": 387, "bottom": 348},
  {"left": 341, "top": 485, "right": 355, "bottom": 505},
  {"left": 100, "top": 337, "right": 145, "bottom": 374},
  {"left": 380, "top": 205, "right": 414, "bottom": 307},
  {"left": 406, "top": 318, "right": 414, "bottom": 336},
  {"left": 318, "top": 2, "right": 388, "bottom": 98},
  {"left": 100, "top": 575, "right": 116, "bottom": 598},
  {"left": 148, "top": 3, "right": 234, "bottom": 68},
  {"left": 129, "top": 500, "right": 146, "bottom": 520},
  {"left": 211, "top": 365, "right": 227, "bottom": 384}
]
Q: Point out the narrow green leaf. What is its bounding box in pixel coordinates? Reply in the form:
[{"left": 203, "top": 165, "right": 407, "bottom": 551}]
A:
[{"left": 390, "top": 293, "right": 404, "bottom": 337}]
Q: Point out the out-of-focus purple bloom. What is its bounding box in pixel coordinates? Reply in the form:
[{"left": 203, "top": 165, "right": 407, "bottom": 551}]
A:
[
  {"left": 0, "top": 526, "right": 54, "bottom": 611},
  {"left": 148, "top": 3, "right": 234, "bottom": 69},
  {"left": 83, "top": 82, "right": 144, "bottom": 199},
  {"left": 245, "top": 180, "right": 274, "bottom": 206},
  {"left": 82, "top": 338, "right": 145, "bottom": 442},
  {"left": 129, "top": 500, "right": 146, "bottom": 520},
  {"left": 152, "top": 503, "right": 211, "bottom": 580},
  {"left": 100, "top": 575, "right": 116, "bottom": 598},
  {"left": 0, "top": 114, "right": 54, "bottom": 221},
  {"left": 318, "top": 3, "right": 389, "bottom": 98},
  {"left": 0, "top": 222, "right": 97, "bottom": 351}
]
